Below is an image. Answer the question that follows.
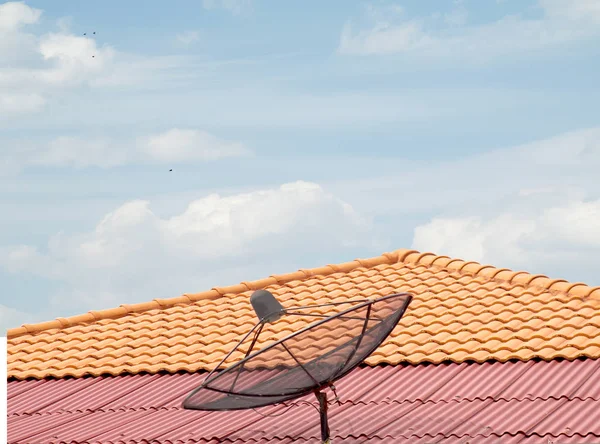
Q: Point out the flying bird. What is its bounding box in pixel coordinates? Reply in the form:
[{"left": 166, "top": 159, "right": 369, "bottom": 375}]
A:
[{"left": 169, "top": 169, "right": 173, "bottom": 172}]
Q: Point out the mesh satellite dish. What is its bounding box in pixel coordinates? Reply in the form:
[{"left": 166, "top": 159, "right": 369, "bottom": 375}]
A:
[{"left": 183, "top": 290, "right": 413, "bottom": 443}]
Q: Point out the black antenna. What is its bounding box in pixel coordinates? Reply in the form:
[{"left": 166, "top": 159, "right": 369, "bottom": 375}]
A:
[{"left": 182, "top": 290, "right": 413, "bottom": 444}]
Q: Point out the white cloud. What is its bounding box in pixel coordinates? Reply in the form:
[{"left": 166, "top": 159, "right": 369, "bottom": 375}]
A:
[
  {"left": 339, "top": 21, "right": 432, "bottom": 56},
  {"left": 412, "top": 198, "right": 600, "bottom": 273},
  {"left": 0, "top": 181, "right": 377, "bottom": 318},
  {"left": 514, "top": 126, "right": 600, "bottom": 166},
  {"left": 27, "top": 135, "right": 129, "bottom": 168},
  {"left": 0, "top": 2, "right": 41, "bottom": 62},
  {"left": 37, "top": 33, "right": 115, "bottom": 85},
  {"left": 413, "top": 215, "right": 537, "bottom": 266},
  {"left": 142, "top": 128, "right": 250, "bottom": 163},
  {"left": 0, "top": 1, "right": 41, "bottom": 31},
  {"left": 0, "top": 92, "right": 45, "bottom": 116},
  {"left": 1, "top": 128, "right": 250, "bottom": 172},
  {"left": 202, "top": 0, "right": 249, "bottom": 14},
  {"left": 338, "top": 0, "right": 600, "bottom": 58},
  {"left": 0, "top": 2, "right": 195, "bottom": 119},
  {"left": 539, "top": 200, "right": 600, "bottom": 247},
  {"left": 0, "top": 2, "right": 115, "bottom": 94},
  {"left": 540, "top": 0, "right": 600, "bottom": 23},
  {"left": 176, "top": 30, "right": 200, "bottom": 46}
]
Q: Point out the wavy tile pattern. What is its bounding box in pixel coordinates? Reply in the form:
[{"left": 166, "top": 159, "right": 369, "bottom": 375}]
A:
[
  {"left": 7, "top": 359, "right": 600, "bottom": 443},
  {"left": 7, "top": 249, "right": 600, "bottom": 380}
]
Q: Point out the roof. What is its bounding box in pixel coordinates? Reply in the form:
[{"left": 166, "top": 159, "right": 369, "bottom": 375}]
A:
[
  {"left": 8, "top": 248, "right": 600, "bottom": 380},
  {"left": 8, "top": 358, "right": 600, "bottom": 443}
]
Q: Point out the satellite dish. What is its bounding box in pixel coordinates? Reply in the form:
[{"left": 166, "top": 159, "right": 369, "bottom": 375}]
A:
[{"left": 183, "top": 290, "right": 413, "bottom": 443}]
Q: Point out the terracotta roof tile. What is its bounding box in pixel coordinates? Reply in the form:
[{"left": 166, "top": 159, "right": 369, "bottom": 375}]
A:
[{"left": 7, "top": 248, "right": 600, "bottom": 380}]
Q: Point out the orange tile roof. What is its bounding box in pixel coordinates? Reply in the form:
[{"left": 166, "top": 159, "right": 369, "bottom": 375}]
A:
[{"left": 7, "top": 249, "right": 600, "bottom": 380}]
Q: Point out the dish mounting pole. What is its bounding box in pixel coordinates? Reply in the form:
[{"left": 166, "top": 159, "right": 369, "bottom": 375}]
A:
[{"left": 315, "top": 390, "right": 330, "bottom": 444}]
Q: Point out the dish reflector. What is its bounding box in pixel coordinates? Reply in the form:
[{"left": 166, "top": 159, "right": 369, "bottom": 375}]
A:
[{"left": 183, "top": 292, "right": 412, "bottom": 411}]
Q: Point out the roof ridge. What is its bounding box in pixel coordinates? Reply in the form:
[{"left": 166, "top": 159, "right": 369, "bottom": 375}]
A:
[{"left": 7, "top": 248, "right": 600, "bottom": 340}]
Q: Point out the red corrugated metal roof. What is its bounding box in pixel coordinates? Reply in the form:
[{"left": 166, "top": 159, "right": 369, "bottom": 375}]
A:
[{"left": 8, "top": 358, "right": 600, "bottom": 443}]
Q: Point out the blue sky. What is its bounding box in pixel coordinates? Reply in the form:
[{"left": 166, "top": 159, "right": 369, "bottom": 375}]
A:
[{"left": 1, "top": 0, "right": 600, "bottom": 332}]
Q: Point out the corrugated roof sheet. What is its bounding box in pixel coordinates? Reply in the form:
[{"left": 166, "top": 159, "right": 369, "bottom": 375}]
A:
[
  {"left": 8, "top": 358, "right": 600, "bottom": 443},
  {"left": 8, "top": 249, "right": 600, "bottom": 380}
]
